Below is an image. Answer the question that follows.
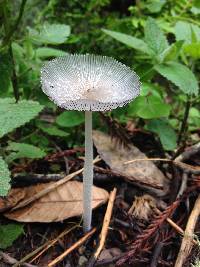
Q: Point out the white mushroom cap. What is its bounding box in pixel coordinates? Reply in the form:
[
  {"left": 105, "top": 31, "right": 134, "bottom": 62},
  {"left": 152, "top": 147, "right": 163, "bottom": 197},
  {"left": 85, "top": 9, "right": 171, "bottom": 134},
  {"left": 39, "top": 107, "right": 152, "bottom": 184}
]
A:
[{"left": 41, "top": 54, "right": 141, "bottom": 111}]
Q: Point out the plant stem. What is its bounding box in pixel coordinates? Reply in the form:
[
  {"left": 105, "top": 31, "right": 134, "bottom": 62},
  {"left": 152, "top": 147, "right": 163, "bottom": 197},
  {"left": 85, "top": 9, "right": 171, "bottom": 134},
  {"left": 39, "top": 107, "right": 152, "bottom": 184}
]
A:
[
  {"left": 2, "top": 0, "right": 28, "bottom": 46},
  {"left": 83, "top": 111, "right": 93, "bottom": 232},
  {"left": 177, "top": 97, "right": 191, "bottom": 145}
]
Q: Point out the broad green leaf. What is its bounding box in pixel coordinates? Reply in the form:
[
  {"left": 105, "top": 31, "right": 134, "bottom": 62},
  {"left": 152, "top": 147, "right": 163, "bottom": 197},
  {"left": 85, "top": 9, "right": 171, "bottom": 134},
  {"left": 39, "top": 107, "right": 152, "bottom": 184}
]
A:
[
  {"left": 56, "top": 111, "right": 84, "bottom": 127},
  {"left": 159, "top": 41, "right": 184, "bottom": 63},
  {"left": 38, "top": 123, "right": 69, "bottom": 137},
  {"left": 146, "top": 0, "right": 166, "bottom": 13},
  {"left": 146, "top": 119, "right": 177, "bottom": 150},
  {"left": 29, "top": 24, "right": 71, "bottom": 45},
  {"left": 6, "top": 142, "right": 46, "bottom": 162},
  {"left": 155, "top": 62, "right": 199, "bottom": 95},
  {"left": 102, "top": 29, "right": 150, "bottom": 54},
  {"left": 128, "top": 95, "right": 171, "bottom": 119},
  {"left": 36, "top": 47, "right": 67, "bottom": 58},
  {"left": 0, "top": 52, "right": 12, "bottom": 96},
  {"left": 0, "top": 224, "right": 24, "bottom": 249},
  {"left": 144, "top": 17, "right": 168, "bottom": 55},
  {"left": 0, "top": 156, "right": 11, "bottom": 196},
  {"left": 140, "top": 82, "right": 162, "bottom": 98},
  {"left": 184, "top": 42, "right": 200, "bottom": 59},
  {"left": 175, "top": 21, "right": 200, "bottom": 43},
  {"left": 0, "top": 98, "right": 43, "bottom": 138}
]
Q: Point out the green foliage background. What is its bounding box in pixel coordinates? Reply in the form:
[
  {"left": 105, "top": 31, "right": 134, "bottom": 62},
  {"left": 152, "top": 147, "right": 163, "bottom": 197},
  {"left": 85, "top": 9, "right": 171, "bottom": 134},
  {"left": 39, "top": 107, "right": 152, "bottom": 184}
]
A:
[{"left": 0, "top": 0, "right": 200, "bottom": 197}]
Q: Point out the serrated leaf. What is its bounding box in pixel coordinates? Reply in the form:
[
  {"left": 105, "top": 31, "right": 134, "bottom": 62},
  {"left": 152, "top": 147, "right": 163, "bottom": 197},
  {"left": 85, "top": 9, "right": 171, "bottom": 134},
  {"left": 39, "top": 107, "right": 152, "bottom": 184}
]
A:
[
  {"left": 29, "top": 24, "right": 71, "bottom": 45},
  {"left": 0, "top": 98, "right": 43, "bottom": 138},
  {"left": 144, "top": 17, "right": 168, "bottom": 55},
  {"left": 0, "top": 156, "right": 11, "bottom": 196},
  {"left": 127, "top": 95, "right": 171, "bottom": 119},
  {"left": 155, "top": 62, "right": 199, "bottom": 95},
  {"left": 102, "top": 28, "right": 150, "bottom": 54},
  {"left": 36, "top": 47, "right": 67, "bottom": 58},
  {"left": 0, "top": 224, "right": 24, "bottom": 249},
  {"left": 159, "top": 41, "right": 184, "bottom": 63},
  {"left": 56, "top": 111, "right": 84, "bottom": 127},
  {"left": 6, "top": 142, "right": 46, "bottom": 163},
  {"left": 146, "top": 119, "right": 177, "bottom": 150},
  {"left": 146, "top": 0, "right": 166, "bottom": 13},
  {"left": 175, "top": 21, "right": 200, "bottom": 43}
]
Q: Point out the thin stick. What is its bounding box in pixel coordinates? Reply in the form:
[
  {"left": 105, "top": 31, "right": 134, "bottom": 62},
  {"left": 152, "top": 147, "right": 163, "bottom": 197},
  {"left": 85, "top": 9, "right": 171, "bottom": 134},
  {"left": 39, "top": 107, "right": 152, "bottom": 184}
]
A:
[
  {"left": 92, "top": 188, "right": 117, "bottom": 264},
  {"left": 0, "top": 252, "right": 37, "bottom": 267},
  {"left": 175, "top": 195, "right": 200, "bottom": 267},
  {"left": 124, "top": 158, "right": 200, "bottom": 174},
  {"left": 11, "top": 157, "right": 100, "bottom": 211},
  {"left": 154, "top": 208, "right": 197, "bottom": 246},
  {"left": 12, "top": 224, "right": 78, "bottom": 267},
  {"left": 83, "top": 111, "right": 93, "bottom": 232},
  {"left": 47, "top": 227, "right": 96, "bottom": 267}
]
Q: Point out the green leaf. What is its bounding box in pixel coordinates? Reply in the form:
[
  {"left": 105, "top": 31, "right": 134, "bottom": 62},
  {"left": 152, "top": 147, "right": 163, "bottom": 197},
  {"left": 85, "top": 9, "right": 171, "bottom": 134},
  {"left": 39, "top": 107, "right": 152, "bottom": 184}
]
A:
[
  {"left": 146, "top": 119, "right": 177, "bottom": 150},
  {"left": 159, "top": 41, "right": 184, "bottom": 63},
  {"left": 0, "top": 98, "right": 43, "bottom": 138},
  {"left": 102, "top": 29, "right": 150, "bottom": 54},
  {"left": 6, "top": 142, "right": 46, "bottom": 162},
  {"left": 127, "top": 95, "right": 171, "bottom": 119},
  {"left": 36, "top": 47, "right": 67, "bottom": 58},
  {"left": 0, "top": 51, "right": 12, "bottom": 96},
  {"left": 184, "top": 42, "right": 200, "bottom": 59},
  {"left": 0, "top": 224, "right": 24, "bottom": 249},
  {"left": 29, "top": 24, "right": 71, "bottom": 45},
  {"left": 175, "top": 21, "right": 200, "bottom": 43},
  {"left": 38, "top": 123, "right": 69, "bottom": 137},
  {"left": 155, "top": 62, "right": 199, "bottom": 95},
  {"left": 56, "top": 111, "right": 84, "bottom": 127},
  {"left": 146, "top": 0, "right": 166, "bottom": 13},
  {"left": 0, "top": 156, "right": 11, "bottom": 196},
  {"left": 144, "top": 17, "right": 168, "bottom": 55}
]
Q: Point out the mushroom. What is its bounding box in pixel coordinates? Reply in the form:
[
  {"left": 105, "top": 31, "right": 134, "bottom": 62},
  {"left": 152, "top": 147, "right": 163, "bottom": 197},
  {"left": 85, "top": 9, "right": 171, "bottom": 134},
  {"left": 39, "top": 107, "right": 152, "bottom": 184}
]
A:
[{"left": 41, "top": 54, "right": 141, "bottom": 232}]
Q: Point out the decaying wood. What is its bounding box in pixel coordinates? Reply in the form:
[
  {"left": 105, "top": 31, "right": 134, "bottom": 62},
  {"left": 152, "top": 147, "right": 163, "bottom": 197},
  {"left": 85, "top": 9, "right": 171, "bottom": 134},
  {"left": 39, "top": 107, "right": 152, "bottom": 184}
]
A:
[
  {"left": 174, "top": 195, "right": 200, "bottom": 267},
  {"left": 47, "top": 227, "right": 96, "bottom": 267}
]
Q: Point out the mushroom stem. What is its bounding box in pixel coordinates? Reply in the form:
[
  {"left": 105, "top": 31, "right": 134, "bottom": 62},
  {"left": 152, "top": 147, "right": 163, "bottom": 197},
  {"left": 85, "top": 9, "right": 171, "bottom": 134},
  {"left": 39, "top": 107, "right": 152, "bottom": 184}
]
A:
[{"left": 83, "top": 110, "right": 93, "bottom": 232}]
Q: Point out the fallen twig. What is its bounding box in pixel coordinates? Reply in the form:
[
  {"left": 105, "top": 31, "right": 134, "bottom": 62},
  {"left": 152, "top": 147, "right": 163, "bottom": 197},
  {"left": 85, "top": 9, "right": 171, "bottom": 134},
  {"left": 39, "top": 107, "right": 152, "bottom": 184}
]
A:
[
  {"left": 116, "top": 197, "right": 181, "bottom": 266},
  {"left": 0, "top": 252, "right": 37, "bottom": 267},
  {"left": 47, "top": 227, "right": 96, "bottom": 267},
  {"left": 174, "top": 194, "right": 200, "bottom": 267},
  {"left": 87, "top": 188, "right": 117, "bottom": 267},
  {"left": 12, "top": 224, "right": 78, "bottom": 267},
  {"left": 124, "top": 158, "right": 200, "bottom": 174},
  {"left": 11, "top": 157, "right": 101, "bottom": 211}
]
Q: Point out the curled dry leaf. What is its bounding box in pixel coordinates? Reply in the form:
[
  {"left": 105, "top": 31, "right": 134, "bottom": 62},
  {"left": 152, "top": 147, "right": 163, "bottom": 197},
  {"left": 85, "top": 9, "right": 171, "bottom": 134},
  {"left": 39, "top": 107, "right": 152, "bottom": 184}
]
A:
[
  {"left": 0, "top": 188, "right": 25, "bottom": 212},
  {"left": 93, "top": 130, "right": 168, "bottom": 196},
  {"left": 4, "top": 181, "right": 109, "bottom": 222}
]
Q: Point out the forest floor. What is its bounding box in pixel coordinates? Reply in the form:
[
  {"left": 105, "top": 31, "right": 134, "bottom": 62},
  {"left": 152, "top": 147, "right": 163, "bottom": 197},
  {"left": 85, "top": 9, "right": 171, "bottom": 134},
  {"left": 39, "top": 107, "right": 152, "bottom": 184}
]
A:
[{"left": 0, "top": 119, "right": 200, "bottom": 267}]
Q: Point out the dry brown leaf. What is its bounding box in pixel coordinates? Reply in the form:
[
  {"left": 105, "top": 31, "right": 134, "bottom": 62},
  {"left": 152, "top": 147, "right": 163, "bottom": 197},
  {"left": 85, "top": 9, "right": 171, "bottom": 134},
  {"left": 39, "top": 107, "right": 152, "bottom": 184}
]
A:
[
  {"left": 5, "top": 181, "right": 109, "bottom": 222},
  {"left": 93, "top": 130, "right": 168, "bottom": 196},
  {"left": 0, "top": 188, "right": 25, "bottom": 212}
]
